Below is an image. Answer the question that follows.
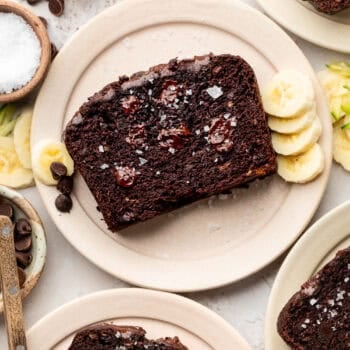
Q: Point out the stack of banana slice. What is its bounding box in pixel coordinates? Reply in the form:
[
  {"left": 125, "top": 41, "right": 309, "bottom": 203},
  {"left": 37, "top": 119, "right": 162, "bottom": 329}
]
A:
[
  {"left": 318, "top": 62, "right": 350, "bottom": 171},
  {"left": 0, "top": 104, "right": 34, "bottom": 188},
  {"left": 262, "top": 70, "right": 325, "bottom": 183}
]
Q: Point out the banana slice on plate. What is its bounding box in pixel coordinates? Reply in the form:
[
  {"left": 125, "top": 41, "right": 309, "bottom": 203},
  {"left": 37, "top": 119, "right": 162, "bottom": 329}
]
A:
[
  {"left": 14, "top": 106, "right": 33, "bottom": 169},
  {"left": 272, "top": 117, "right": 322, "bottom": 156},
  {"left": 32, "top": 139, "right": 74, "bottom": 185},
  {"left": 0, "top": 136, "right": 33, "bottom": 188},
  {"left": 277, "top": 143, "right": 324, "bottom": 184},
  {"left": 268, "top": 107, "right": 316, "bottom": 134},
  {"left": 262, "top": 70, "right": 314, "bottom": 118},
  {"left": 334, "top": 124, "right": 350, "bottom": 171}
]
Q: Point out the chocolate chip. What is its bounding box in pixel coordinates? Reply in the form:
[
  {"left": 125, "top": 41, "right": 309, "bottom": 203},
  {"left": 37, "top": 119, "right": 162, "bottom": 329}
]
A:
[
  {"left": 39, "top": 16, "right": 48, "bottom": 28},
  {"left": 0, "top": 203, "right": 13, "bottom": 219},
  {"left": 51, "top": 42, "right": 58, "bottom": 61},
  {"left": 15, "top": 218, "right": 32, "bottom": 236},
  {"left": 15, "top": 236, "right": 32, "bottom": 252},
  {"left": 57, "top": 176, "right": 73, "bottom": 195},
  {"left": 17, "top": 268, "right": 26, "bottom": 288},
  {"left": 55, "top": 194, "right": 72, "bottom": 213},
  {"left": 16, "top": 251, "right": 33, "bottom": 269},
  {"left": 50, "top": 162, "right": 67, "bottom": 180},
  {"left": 27, "top": 0, "right": 42, "bottom": 4},
  {"left": 49, "top": 0, "right": 64, "bottom": 17}
]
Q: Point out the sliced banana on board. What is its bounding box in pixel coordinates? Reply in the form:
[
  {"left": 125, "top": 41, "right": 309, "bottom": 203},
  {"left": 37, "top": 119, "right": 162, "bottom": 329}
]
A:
[
  {"left": 14, "top": 106, "right": 33, "bottom": 169},
  {"left": 0, "top": 136, "right": 33, "bottom": 188},
  {"left": 333, "top": 124, "right": 350, "bottom": 171},
  {"left": 268, "top": 107, "right": 316, "bottom": 134},
  {"left": 262, "top": 70, "right": 314, "bottom": 118},
  {"left": 277, "top": 143, "right": 325, "bottom": 184},
  {"left": 32, "top": 139, "right": 74, "bottom": 185},
  {"left": 272, "top": 117, "right": 322, "bottom": 156}
]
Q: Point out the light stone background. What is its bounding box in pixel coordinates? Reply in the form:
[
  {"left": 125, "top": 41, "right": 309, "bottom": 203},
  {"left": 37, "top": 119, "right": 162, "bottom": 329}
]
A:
[{"left": 1, "top": 0, "right": 350, "bottom": 349}]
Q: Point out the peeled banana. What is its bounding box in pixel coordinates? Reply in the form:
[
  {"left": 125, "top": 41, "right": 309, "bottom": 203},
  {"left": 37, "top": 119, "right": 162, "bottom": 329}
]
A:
[
  {"left": 0, "top": 137, "right": 33, "bottom": 188},
  {"left": 277, "top": 144, "right": 324, "bottom": 184},
  {"left": 271, "top": 118, "right": 322, "bottom": 156},
  {"left": 32, "top": 139, "right": 74, "bottom": 185},
  {"left": 268, "top": 107, "right": 316, "bottom": 134},
  {"left": 262, "top": 70, "right": 314, "bottom": 118},
  {"left": 14, "top": 106, "right": 33, "bottom": 169}
]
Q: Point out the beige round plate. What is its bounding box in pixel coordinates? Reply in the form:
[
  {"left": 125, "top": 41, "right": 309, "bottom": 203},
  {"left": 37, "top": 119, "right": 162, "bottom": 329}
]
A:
[
  {"left": 257, "top": 0, "right": 350, "bottom": 53},
  {"left": 265, "top": 201, "right": 350, "bottom": 349},
  {"left": 27, "top": 288, "right": 251, "bottom": 349},
  {"left": 32, "top": 0, "right": 331, "bottom": 292}
]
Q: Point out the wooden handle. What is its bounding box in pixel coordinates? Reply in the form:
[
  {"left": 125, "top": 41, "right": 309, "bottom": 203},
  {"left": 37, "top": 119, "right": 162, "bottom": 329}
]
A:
[{"left": 0, "top": 215, "right": 27, "bottom": 350}]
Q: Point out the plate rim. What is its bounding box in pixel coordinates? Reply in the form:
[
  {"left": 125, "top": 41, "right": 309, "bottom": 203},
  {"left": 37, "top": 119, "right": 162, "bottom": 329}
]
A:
[
  {"left": 32, "top": 0, "right": 332, "bottom": 292},
  {"left": 264, "top": 200, "right": 350, "bottom": 349},
  {"left": 26, "top": 288, "right": 252, "bottom": 349},
  {"left": 256, "top": 0, "right": 350, "bottom": 53}
]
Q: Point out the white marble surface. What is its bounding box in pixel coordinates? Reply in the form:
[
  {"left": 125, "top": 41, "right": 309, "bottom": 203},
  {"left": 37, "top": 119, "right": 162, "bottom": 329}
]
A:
[{"left": 1, "top": 0, "right": 350, "bottom": 349}]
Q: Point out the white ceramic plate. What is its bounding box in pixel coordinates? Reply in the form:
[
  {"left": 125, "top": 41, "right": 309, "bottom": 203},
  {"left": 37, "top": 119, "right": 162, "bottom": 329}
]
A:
[
  {"left": 265, "top": 201, "right": 350, "bottom": 349},
  {"left": 257, "top": 0, "right": 350, "bottom": 53},
  {"left": 32, "top": 0, "right": 332, "bottom": 292},
  {"left": 27, "top": 288, "right": 251, "bottom": 349}
]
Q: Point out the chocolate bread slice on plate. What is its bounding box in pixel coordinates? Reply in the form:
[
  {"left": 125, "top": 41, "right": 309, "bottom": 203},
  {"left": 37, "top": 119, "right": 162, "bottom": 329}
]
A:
[
  {"left": 304, "top": 0, "right": 350, "bottom": 14},
  {"left": 278, "top": 247, "right": 350, "bottom": 349},
  {"left": 68, "top": 324, "right": 188, "bottom": 350},
  {"left": 64, "top": 54, "right": 276, "bottom": 231}
]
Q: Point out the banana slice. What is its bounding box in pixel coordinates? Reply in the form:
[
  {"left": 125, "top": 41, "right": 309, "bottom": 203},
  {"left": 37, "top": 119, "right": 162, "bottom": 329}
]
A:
[
  {"left": 32, "top": 139, "right": 74, "bottom": 185},
  {"left": 277, "top": 143, "right": 324, "bottom": 183},
  {"left": 268, "top": 107, "right": 316, "bottom": 134},
  {"left": 342, "top": 115, "right": 350, "bottom": 140},
  {"left": 272, "top": 117, "right": 322, "bottom": 156},
  {"left": 14, "top": 106, "right": 33, "bottom": 169},
  {"left": 262, "top": 70, "right": 314, "bottom": 118},
  {"left": 318, "top": 70, "right": 349, "bottom": 99},
  {"left": 334, "top": 124, "right": 350, "bottom": 171},
  {"left": 0, "top": 136, "right": 33, "bottom": 188}
]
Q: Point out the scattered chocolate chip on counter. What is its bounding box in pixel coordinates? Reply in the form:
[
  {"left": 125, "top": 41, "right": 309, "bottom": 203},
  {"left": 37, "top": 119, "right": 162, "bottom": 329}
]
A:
[
  {"left": 55, "top": 193, "right": 73, "bottom": 213},
  {"left": 48, "top": 0, "right": 65, "bottom": 17},
  {"left": 27, "top": 0, "right": 65, "bottom": 17},
  {"left": 51, "top": 42, "right": 59, "bottom": 61}
]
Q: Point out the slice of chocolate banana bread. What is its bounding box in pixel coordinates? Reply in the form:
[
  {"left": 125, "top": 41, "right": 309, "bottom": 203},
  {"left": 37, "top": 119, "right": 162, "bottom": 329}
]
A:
[
  {"left": 68, "top": 324, "right": 188, "bottom": 350},
  {"left": 278, "top": 247, "right": 350, "bottom": 349},
  {"left": 64, "top": 54, "right": 276, "bottom": 231},
  {"left": 304, "top": 0, "right": 350, "bottom": 14}
]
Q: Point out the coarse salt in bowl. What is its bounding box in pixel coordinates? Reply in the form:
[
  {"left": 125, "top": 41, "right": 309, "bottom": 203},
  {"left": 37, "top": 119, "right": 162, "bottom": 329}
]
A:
[{"left": 0, "top": 1, "right": 51, "bottom": 103}]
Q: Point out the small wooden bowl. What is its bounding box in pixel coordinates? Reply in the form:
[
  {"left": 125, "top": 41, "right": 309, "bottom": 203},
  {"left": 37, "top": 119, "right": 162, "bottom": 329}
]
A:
[
  {"left": 0, "top": 0, "right": 51, "bottom": 103},
  {"left": 0, "top": 185, "right": 47, "bottom": 313}
]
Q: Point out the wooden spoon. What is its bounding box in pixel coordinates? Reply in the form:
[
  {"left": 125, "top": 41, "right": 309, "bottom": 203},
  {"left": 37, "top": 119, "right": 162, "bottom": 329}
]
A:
[{"left": 0, "top": 215, "right": 27, "bottom": 350}]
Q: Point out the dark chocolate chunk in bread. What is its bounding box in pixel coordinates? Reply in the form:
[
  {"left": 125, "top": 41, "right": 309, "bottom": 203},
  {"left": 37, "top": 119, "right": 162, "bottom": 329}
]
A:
[
  {"left": 278, "top": 247, "right": 350, "bottom": 349},
  {"left": 68, "top": 324, "right": 188, "bottom": 350},
  {"left": 304, "top": 0, "right": 350, "bottom": 14},
  {"left": 64, "top": 54, "right": 276, "bottom": 231}
]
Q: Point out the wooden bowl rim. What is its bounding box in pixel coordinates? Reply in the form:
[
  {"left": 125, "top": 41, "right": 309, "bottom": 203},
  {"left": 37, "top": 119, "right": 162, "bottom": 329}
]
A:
[{"left": 0, "top": 0, "right": 51, "bottom": 103}]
